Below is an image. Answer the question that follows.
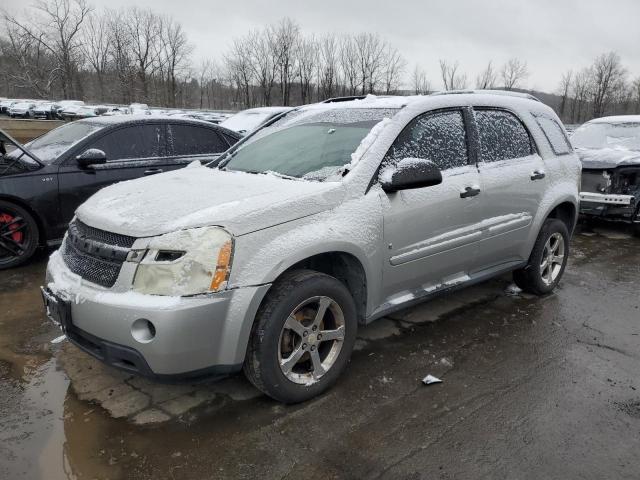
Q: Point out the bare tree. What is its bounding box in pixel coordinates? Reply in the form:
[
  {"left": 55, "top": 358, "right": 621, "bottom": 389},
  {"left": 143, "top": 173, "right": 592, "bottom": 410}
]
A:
[
  {"left": 411, "top": 65, "right": 430, "bottom": 95},
  {"left": 0, "top": 21, "right": 57, "bottom": 97},
  {"left": 81, "top": 10, "right": 110, "bottom": 101},
  {"left": 125, "top": 7, "right": 163, "bottom": 102},
  {"left": 557, "top": 70, "right": 573, "bottom": 121},
  {"left": 633, "top": 77, "right": 640, "bottom": 114},
  {"left": 439, "top": 59, "right": 467, "bottom": 90},
  {"left": 317, "top": 34, "right": 339, "bottom": 100},
  {"left": 381, "top": 45, "right": 406, "bottom": 94},
  {"left": 224, "top": 36, "right": 254, "bottom": 108},
  {"left": 571, "top": 68, "right": 591, "bottom": 123},
  {"left": 589, "top": 51, "right": 627, "bottom": 118},
  {"left": 501, "top": 58, "right": 528, "bottom": 90},
  {"left": 339, "top": 35, "right": 360, "bottom": 95},
  {"left": 159, "top": 16, "right": 191, "bottom": 107},
  {"left": 244, "top": 28, "right": 278, "bottom": 106},
  {"left": 4, "top": 0, "right": 91, "bottom": 98},
  {"left": 475, "top": 61, "right": 496, "bottom": 89},
  {"left": 296, "top": 34, "right": 318, "bottom": 104},
  {"left": 354, "top": 32, "right": 386, "bottom": 94},
  {"left": 271, "top": 18, "right": 299, "bottom": 106}
]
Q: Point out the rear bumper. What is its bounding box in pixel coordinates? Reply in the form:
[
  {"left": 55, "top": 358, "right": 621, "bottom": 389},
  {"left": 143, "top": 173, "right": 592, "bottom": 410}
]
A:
[{"left": 579, "top": 191, "right": 634, "bottom": 206}]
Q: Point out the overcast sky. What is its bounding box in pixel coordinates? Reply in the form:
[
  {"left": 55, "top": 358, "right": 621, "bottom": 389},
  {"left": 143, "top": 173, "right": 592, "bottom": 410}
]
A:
[{"left": 5, "top": 0, "right": 640, "bottom": 92}]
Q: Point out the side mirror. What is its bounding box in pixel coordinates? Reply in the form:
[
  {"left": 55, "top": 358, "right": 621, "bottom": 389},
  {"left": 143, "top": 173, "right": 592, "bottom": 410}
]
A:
[
  {"left": 76, "top": 149, "right": 107, "bottom": 168},
  {"left": 380, "top": 158, "right": 443, "bottom": 192}
]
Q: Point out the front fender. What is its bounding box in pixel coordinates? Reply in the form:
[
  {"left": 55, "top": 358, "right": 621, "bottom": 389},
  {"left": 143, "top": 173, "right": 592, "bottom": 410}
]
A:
[{"left": 228, "top": 192, "right": 384, "bottom": 316}]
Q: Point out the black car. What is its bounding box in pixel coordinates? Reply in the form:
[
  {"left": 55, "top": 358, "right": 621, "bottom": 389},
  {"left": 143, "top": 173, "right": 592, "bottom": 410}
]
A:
[{"left": 0, "top": 116, "right": 241, "bottom": 268}]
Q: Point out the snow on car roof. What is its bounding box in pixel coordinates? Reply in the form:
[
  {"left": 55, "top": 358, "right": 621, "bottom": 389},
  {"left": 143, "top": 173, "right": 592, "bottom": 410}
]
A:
[{"left": 587, "top": 115, "right": 640, "bottom": 124}]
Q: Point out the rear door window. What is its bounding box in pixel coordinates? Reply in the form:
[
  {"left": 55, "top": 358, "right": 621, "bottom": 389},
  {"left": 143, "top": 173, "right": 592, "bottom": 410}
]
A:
[
  {"left": 91, "top": 125, "right": 162, "bottom": 161},
  {"left": 475, "top": 109, "right": 534, "bottom": 162},
  {"left": 534, "top": 114, "right": 572, "bottom": 155},
  {"left": 384, "top": 109, "right": 469, "bottom": 171},
  {"left": 168, "top": 124, "right": 229, "bottom": 156}
]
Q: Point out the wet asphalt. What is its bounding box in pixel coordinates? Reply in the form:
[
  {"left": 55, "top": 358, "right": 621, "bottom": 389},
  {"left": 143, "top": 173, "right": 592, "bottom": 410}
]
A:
[{"left": 1, "top": 224, "right": 639, "bottom": 480}]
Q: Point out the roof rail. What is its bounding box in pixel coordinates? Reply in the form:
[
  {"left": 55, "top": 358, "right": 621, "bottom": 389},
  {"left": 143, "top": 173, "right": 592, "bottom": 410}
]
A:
[
  {"left": 321, "top": 95, "right": 368, "bottom": 103},
  {"left": 430, "top": 89, "right": 541, "bottom": 103}
]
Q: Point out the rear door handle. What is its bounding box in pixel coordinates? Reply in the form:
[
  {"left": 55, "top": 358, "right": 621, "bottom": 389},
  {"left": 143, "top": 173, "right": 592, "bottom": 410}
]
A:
[
  {"left": 460, "top": 186, "right": 481, "bottom": 198},
  {"left": 531, "top": 170, "right": 546, "bottom": 181},
  {"left": 144, "top": 168, "right": 163, "bottom": 176}
]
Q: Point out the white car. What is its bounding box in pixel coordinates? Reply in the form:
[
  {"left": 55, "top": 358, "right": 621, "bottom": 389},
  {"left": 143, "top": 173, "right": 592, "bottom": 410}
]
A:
[
  {"left": 9, "top": 102, "right": 37, "bottom": 118},
  {"left": 220, "top": 106, "right": 294, "bottom": 134}
]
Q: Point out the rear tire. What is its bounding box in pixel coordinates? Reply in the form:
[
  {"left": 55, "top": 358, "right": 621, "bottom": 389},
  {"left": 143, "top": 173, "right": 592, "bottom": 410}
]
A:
[
  {"left": 0, "top": 200, "right": 39, "bottom": 269},
  {"left": 244, "top": 269, "right": 357, "bottom": 403},
  {"left": 513, "top": 218, "right": 569, "bottom": 295}
]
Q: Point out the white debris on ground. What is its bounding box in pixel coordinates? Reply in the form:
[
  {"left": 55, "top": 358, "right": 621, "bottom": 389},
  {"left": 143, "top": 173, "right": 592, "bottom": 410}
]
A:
[
  {"left": 505, "top": 283, "right": 523, "bottom": 296},
  {"left": 422, "top": 374, "right": 443, "bottom": 385}
]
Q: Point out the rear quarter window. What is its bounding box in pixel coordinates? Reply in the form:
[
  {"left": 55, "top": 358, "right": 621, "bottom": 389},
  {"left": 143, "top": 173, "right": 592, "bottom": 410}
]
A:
[
  {"left": 533, "top": 114, "right": 573, "bottom": 155},
  {"left": 169, "top": 125, "right": 228, "bottom": 156},
  {"left": 475, "top": 109, "right": 534, "bottom": 162}
]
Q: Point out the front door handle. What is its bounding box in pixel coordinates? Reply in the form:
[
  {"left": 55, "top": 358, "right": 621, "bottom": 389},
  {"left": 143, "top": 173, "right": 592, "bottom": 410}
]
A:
[
  {"left": 531, "top": 170, "right": 546, "bottom": 181},
  {"left": 460, "top": 186, "right": 481, "bottom": 198},
  {"left": 144, "top": 168, "right": 163, "bottom": 176}
]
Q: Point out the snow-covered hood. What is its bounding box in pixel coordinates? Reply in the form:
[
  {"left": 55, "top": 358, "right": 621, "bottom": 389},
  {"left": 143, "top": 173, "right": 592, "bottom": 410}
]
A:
[
  {"left": 576, "top": 147, "right": 640, "bottom": 170},
  {"left": 76, "top": 164, "right": 345, "bottom": 237}
]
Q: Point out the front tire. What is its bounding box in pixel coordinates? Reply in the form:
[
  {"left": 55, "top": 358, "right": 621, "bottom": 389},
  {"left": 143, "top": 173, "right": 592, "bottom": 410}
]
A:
[
  {"left": 513, "top": 218, "right": 569, "bottom": 295},
  {"left": 244, "top": 269, "right": 357, "bottom": 403},
  {"left": 0, "top": 200, "right": 39, "bottom": 269}
]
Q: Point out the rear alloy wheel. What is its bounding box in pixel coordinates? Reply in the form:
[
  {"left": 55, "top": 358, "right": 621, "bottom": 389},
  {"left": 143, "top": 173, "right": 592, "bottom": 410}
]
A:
[
  {"left": 513, "top": 218, "right": 569, "bottom": 295},
  {"left": 244, "top": 270, "right": 357, "bottom": 403},
  {"left": 0, "top": 200, "right": 39, "bottom": 269}
]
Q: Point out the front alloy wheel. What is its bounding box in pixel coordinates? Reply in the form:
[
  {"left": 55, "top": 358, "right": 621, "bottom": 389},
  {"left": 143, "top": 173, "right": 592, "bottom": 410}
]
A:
[
  {"left": 244, "top": 270, "right": 357, "bottom": 403},
  {"left": 278, "top": 296, "right": 346, "bottom": 385}
]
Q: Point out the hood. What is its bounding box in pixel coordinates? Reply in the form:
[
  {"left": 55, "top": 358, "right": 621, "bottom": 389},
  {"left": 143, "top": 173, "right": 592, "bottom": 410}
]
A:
[
  {"left": 577, "top": 147, "right": 640, "bottom": 170},
  {"left": 76, "top": 164, "right": 345, "bottom": 237}
]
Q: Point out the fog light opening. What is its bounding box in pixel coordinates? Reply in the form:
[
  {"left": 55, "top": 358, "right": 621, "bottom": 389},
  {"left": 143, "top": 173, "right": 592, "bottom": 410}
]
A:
[{"left": 131, "top": 318, "right": 156, "bottom": 344}]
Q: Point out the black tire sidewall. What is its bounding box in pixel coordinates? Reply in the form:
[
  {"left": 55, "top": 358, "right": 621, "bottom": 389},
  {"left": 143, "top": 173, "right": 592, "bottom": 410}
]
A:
[
  {"left": 248, "top": 271, "right": 357, "bottom": 403},
  {"left": 0, "top": 200, "right": 39, "bottom": 269}
]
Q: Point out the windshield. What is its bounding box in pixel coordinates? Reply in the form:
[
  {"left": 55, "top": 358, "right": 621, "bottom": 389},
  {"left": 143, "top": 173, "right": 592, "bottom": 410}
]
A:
[
  {"left": 221, "top": 111, "right": 275, "bottom": 133},
  {"left": 220, "top": 107, "right": 398, "bottom": 181},
  {"left": 5, "top": 121, "right": 103, "bottom": 164},
  {"left": 572, "top": 122, "right": 640, "bottom": 151}
]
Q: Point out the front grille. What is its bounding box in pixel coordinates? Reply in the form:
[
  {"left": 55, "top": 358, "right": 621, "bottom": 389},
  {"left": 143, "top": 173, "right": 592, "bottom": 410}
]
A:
[
  {"left": 74, "top": 219, "right": 136, "bottom": 248},
  {"left": 61, "top": 219, "right": 136, "bottom": 288},
  {"left": 61, "top": 240, "right": 122, "bottom": 287}
]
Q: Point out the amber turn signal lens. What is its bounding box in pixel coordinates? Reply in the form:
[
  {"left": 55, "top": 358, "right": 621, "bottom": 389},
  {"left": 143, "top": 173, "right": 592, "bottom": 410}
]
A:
[{"left": 210, "top": 240, "right": 233, "bottom": 291}]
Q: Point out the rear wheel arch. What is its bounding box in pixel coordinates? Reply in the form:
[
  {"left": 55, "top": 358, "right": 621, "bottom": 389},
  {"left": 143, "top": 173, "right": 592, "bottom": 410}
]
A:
[{"left": 546, "top": 201, "right": 577, "bottom": 234}]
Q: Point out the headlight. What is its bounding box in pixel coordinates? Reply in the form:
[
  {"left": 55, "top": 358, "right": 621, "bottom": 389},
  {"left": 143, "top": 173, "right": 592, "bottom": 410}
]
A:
[{"left": 132, "top": 227, "right": 233, "bottom": 296}]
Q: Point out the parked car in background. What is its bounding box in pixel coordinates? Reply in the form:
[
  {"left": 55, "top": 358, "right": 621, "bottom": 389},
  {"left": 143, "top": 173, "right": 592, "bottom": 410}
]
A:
[
  {"left": 129, "top": 103, "right": 150, "bottom": 115},
  {"left": 0, "top": 99, "right": 17, "bottom": 115},
  {"left": 33, "top": 102, "right": 61, "bottom": 120},
  {"left": 0, "top": 116, "right": 241, "bottom": 268},
  {"left": 220, "top": 106, "right": 293, "bottom": 134},
  {"left": 43, "top": 92, "right": 580, "bottom": 403},
  {"left": 9, "top": 102, "right": 37, "bottom": 118},
  {"left": 103, "top": 106, "right": 130, "bottom": 116},
  {"left": 56, "top": 100, "right": 85, "bottom": 119},
  {"left": 573, "top": 115, "right": 640, "bottom": 235},
  {"left": 59, "top": 104, "right": 85, "bottom": 120}
]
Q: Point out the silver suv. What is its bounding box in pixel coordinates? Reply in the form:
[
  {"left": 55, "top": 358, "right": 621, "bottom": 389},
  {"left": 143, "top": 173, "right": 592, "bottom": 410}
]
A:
[{"left": 43, "top": 92, "right": 581, "bottom": 403}]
